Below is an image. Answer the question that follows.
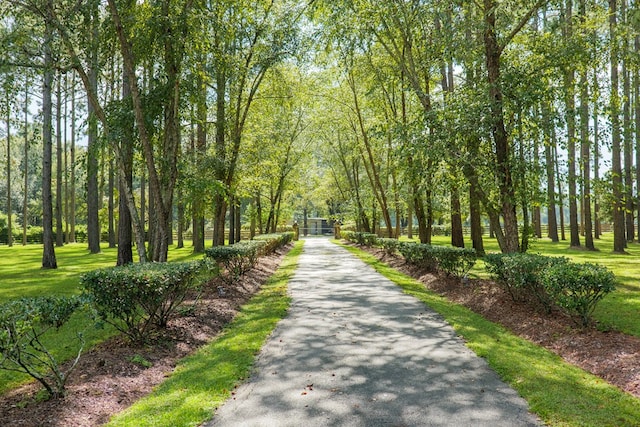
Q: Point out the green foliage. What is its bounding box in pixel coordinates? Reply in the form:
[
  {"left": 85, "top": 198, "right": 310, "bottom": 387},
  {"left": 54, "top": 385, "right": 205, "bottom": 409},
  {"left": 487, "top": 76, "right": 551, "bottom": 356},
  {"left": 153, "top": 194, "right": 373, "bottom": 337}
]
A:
[
  {"left": 484, "top": 253, "right": 568, "bottom": 310},
  {"left": 0, "top": 296, "right": 83, "bottom": 398},
  {"left": 342, "top": 231, "right": 378, "bottom": 246},
  {"left": 540, "top": 262, "right": 617, "bottom": 327},
  {"left": 205, "top": 241, "right": 265, "bottom": 285},
  {"left": 80, "top": 261, "right": 206, "bottom": 343},
  {"left": 377, "top": 237, "right": 399, "bottom": 255},
  {"left": 206, "top": 234, "right": 294, "bottom": 285},
  {"left": 485, "top": 253, "right": 616, "bottom": 325},
  {"left": 398, "top": 242, "right": 477, "bottom": 278},
  {"left": 253, "top": 232, "right": 295, "bottom": 254},
  {"left": 106, "top": 241, "right": 303, "bottom": 427}
]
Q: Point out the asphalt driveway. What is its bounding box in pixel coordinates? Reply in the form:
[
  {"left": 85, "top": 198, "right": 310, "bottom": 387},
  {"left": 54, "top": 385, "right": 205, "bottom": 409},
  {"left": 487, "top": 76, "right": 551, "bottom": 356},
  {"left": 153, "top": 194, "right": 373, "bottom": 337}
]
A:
[{"left": 206, "top": 238, "right": 542, "bottom": 427}]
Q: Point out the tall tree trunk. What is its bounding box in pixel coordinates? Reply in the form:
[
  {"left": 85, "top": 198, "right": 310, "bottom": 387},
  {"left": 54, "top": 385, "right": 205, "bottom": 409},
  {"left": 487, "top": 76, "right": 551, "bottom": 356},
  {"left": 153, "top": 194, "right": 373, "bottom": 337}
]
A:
[
  {"left": 117, "top": 69, "right": 134, "bottom": 266},
  {"left": 192, "top": 71, "right": 206, "bottom": 252},
  {"left": 544, "top": 105, "right": 559, "bottom": 242},
  {"left": 42, "top": 18, "right": 57, "bottom": 269},
  {"left": 593, "top": 71, "right": 601, "bottom": 239},
  {"left": 623, "top": 0, "right": 634, "bottom": 242},
  {"left": 63, "top": 74, "right": 69, "bottom": 244},
  {"left": 69, "top": 77, "right": 76, "bottom": 243},
  {"left": 610, "top": 0, "right": 626, "bottom": 253},
  {"left": 483, "top": 0, "right": 519, "bottom": 253},
  {"left": 580, "top": 0, "right": 595, "bottom": 250},
  {"left": 5, "top": 89, "right": 12, "bottom": 247},
  {"left": 636, "top": 34, "right": 640, "bottom": 241},
  {"left": 86, "top": 2, "right": 101, "bottom": 254},
  {"left": 22, "top": 77, "right": 29, "bottom": 246},
  {"left": 564, "top": 0, "right": 581, "bottom": 248},
  {"left": 55, "top": 75, "right": 64, "bottom": 247},
  {"left": 554, "top": 141, "right": 567, "bottom": 241}
]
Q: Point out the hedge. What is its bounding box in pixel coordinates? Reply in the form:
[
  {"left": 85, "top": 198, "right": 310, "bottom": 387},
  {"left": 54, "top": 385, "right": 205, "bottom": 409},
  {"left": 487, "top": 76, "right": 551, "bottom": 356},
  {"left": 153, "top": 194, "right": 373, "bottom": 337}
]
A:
[{"left": 80, "top": 261, "right": 206, "bottom": 343}]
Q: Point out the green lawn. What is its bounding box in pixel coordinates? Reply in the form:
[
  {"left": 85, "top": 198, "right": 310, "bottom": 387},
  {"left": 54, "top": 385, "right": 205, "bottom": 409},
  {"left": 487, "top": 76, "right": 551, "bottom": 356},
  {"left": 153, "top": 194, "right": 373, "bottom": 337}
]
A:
[{"left": 0, "top": 242, "right": 202, "bottom": 395}]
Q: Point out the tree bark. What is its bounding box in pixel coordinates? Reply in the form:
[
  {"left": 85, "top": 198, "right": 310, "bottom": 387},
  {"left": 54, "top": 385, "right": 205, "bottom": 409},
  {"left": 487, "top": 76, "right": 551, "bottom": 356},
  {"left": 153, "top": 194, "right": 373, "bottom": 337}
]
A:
[
  {"left": 610, "top": 0, "right": 626, "bottom": 253},
  {"left": 6, "top": 88, "right": 12, "bottom": 247},
  {"left": 580, "top": 0, "right": 595, "bottom": 250},
  {"left": 483, "top": 0, "right": 519, "bottom": 253},
  {"left": 86, "top": 2, "right": 101, "bottom": 254},
  {"left": 55, "top": 76, "right": 64, "bottom": 247},
  {"left": 42, "top": 17, "right": 57, "bottom": 269}
]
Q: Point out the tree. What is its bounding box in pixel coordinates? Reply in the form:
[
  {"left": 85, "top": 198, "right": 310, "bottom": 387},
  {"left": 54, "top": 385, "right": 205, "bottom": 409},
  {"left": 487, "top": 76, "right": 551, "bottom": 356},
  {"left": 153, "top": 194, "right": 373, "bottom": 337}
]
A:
[{"left": 42, "top": 15, "right": 57, "bottom": 269}]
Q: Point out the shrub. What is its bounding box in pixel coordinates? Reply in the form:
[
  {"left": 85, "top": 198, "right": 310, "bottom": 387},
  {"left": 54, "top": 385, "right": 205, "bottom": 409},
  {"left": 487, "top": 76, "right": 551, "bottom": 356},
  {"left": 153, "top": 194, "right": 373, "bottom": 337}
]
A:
[
  {"left": 540, "top": 262, "right": 616, "bottom": 327},
  {"left": 205, "top": 241, "right": 265, "bottom": 284},
  {"left": 80, "top": 261, "right": 206, "bottom": 343},
  {"left": 398, "top": 242, "right": 438, "bottom": 271},
  {"left": 432, "top": 246, "right": 477, "bottom": 277},
  {"left": 377, "top": 238, "right": 400, "bottom": 255},
  {"left": 253, "top": 232, "right": 294, "bottom": 254},
  {"left": 0, "top": 296, "right": 83, "bottom": 398},
  {"left": 399, "top": 242, "right": 476, "bottom": 277},
  {"left": 484, "top": 253, "right": 568, "bottom": 311}
]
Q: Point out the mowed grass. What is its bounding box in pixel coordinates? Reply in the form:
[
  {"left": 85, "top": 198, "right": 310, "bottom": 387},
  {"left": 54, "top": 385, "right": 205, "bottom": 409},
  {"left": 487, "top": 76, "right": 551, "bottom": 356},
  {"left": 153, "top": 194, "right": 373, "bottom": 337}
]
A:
[
  {"left": 106, "top": 240, "right": 303, "bottom": 427},
  {"left": 417, "top": 233, "right": 640, "bottom": 338},
  {"left": 0, "top": 242, "right": 201, "bottom": 395},
  {"left": 340, "top": 242, "right": 640, "bottom": 427}
]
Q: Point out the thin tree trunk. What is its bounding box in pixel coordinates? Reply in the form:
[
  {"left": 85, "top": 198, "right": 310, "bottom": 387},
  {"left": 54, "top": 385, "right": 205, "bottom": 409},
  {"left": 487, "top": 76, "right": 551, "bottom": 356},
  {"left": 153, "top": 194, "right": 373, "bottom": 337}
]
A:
[
  {"left": 623, "top": 0, "right": 634, "bottom": 242},
  {"left": 580, "top": 0, "right": 595, "bottom": 250},
  {"left": 55, "top": 75, "right": 64, "bottom": 247},
  {"left": 611, "top": 0, "right": 626, "bottom": 253},
  {"left": 6, "top": 89, "right": 12, "bottom": 247},
  {"left": 86, "top": 2, "right": 101, "bottom": 254},
  {"left": 69, "top": 77, "right": 76, "bottom": 243},
  {"left": 42, "top": 18, "right": 57, "bottom": 268},
  {"left": 564, "top": 0, "right": 581, "bottom": 248},
  {"left": 554, "top": 141, "right": 566, "bottom": 241},
  {"left": 483, "top": 0, "right": 519, "bottom": 253},
  {"left": 544, "top": 104, "right": 559, "bottom": 242},
  {"left": 22, "top": 77, "right": 29, "bottom": 246}
]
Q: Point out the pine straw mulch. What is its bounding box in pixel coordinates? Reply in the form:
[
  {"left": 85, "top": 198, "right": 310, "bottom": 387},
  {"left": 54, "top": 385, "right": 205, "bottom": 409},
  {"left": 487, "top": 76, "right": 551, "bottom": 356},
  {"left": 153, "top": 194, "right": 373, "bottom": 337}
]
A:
[
  {"left": 359, "top": 245, "right": 640, "bottom": 399},
  {"left": 0, "top": 245, "right": 291, "bottom": 427}
]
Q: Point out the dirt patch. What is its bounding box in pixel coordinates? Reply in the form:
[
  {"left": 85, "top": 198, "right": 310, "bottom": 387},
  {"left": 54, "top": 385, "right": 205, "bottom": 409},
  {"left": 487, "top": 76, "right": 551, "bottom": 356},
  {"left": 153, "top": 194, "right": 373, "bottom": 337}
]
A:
[
  {"left": 364, "top": 246, "right": 640, "bottom": 399},
  {"left": 0, "top": 246, "right": 290, "bottom": 427}
]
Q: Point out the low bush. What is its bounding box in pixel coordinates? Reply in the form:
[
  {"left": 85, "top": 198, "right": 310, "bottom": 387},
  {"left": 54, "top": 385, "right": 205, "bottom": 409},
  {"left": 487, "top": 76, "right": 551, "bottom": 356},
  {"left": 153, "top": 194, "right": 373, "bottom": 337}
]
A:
[
  {"left": 80, "top": 261, "right": 206, "bottom": 343},
  {"left": 540, "top": 262, "right": 616, "bottom": 327},
  {"left": 398, "top": 242, "right": 476, "bottom": 277},
  {"left": 0, "top": 296, "right": 83, "bottom": 398},
  {"left": 377, "top": 238, "right": 400, "bottom": 255},
  {"left": 253, "top": 232, "right": 294, "bottom": 255},
  {"left": 432, "top": 246, "right": 477, "bottom": 277},
  {"left": 484, "top": 253, "right": 568, "bottom": 311},
  {"left": 206, "top": 241, "right": 265, "bottom": 284}
]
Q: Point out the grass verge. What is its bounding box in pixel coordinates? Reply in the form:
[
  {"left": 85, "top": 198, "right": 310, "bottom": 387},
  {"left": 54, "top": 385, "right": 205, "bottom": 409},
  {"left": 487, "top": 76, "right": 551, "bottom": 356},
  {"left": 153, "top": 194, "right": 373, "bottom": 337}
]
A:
[
  {"left": 339, "top": 242, "right": 640, "bottom": 427},
  {"left": 106, "top": 240, "right": 303, "bottom": 427}
]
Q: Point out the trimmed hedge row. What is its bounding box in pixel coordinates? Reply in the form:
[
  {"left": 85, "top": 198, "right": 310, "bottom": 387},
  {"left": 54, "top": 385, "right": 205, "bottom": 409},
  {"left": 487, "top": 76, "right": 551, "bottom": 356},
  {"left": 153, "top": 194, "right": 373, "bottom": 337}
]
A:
[
  {"left": 80, "top": 260, "right": 208, "bottom": 343},
  {"left": 398, "top": 242, "right": 477, "bottom": 278},
  {"left": 1, "top": 233, "right": 294, "bottom": 398},
  {"left": 205, "top": 233, "right": 294, "bottom": 284},
  {"left": 342, "top": 231, "right": 477, "bottom": 278},
  {"left": 484, "top": 253, "right": 616, "bottom": 326}
]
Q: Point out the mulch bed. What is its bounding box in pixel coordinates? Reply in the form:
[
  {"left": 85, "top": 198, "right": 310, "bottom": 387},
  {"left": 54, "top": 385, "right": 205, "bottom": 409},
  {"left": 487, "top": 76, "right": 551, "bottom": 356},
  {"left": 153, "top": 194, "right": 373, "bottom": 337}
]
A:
[{"left": 0, "top": 246, "right": 290, "bottom": 427}]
